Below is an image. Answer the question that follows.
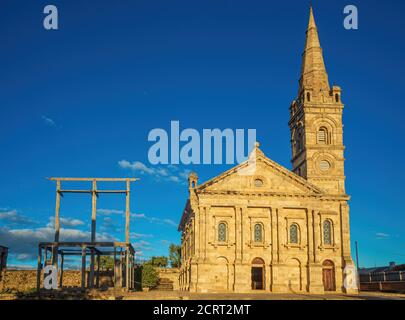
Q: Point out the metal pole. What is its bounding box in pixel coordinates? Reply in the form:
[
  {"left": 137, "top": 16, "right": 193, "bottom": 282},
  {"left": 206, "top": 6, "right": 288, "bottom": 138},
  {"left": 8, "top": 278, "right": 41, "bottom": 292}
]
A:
[{"left": 355, "top": 241, "right": 360, "bottom": 270}]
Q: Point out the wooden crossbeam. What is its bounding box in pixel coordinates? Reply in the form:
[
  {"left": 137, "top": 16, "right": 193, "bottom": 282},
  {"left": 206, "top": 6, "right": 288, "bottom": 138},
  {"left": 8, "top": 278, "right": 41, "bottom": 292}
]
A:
[
  {"left": 49, "top": 177, "right": 139, "bottom": 182},
  {"left": 58, "top": 189, "right": 128, "bottom": 194}
]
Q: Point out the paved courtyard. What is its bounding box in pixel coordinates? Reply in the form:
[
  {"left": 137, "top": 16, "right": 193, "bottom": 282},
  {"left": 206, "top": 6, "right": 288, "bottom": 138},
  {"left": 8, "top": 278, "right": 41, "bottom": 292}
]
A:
[{"left": 121, "top": 290, "right": 405, "bottom": 300}]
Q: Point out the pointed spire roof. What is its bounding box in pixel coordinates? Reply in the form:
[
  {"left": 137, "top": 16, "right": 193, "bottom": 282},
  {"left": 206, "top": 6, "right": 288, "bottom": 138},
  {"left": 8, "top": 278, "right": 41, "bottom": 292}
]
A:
[{"left": 298, "top": 6, "right": 330, "bottom": 97}]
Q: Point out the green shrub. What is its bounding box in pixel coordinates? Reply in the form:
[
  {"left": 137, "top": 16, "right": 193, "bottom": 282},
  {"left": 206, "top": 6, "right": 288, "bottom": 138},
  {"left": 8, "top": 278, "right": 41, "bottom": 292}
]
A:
[{"left": 141, "top": 264, "right": 159, "bottom": 289}]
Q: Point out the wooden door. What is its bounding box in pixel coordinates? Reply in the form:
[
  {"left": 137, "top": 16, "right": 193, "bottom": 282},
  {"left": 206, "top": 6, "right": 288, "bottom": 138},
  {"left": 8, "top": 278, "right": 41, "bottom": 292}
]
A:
[
  {"left": 322, "top": 260, "right": 336, "bottom": 291},
  {"left": 251, "top": 267, "right": 264, "bottom": 290}
]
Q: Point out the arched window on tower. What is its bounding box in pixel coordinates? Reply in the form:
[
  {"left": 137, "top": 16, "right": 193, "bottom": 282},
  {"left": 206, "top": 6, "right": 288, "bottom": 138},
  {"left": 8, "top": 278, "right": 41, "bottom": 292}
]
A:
[
  {"left": 317, "top": 127, "right": 328, "bottom": 144},
  {"left": 254, "top": 223, "right": 263, "bottom": 242},
  {"left": 323, "top": 220, "right": 333, "bottom": 245},
  {"left": 218, "top": 222, "right": 227, "bottom": 242},
  {"left": 335, "top": 93, "right": 340, "bottom": 103},
  {"left": 290, "top": 224, "right": 299, "bottom": 244},
  {"left": 307, "top": 92, "right": 311, "bottom": 102}
]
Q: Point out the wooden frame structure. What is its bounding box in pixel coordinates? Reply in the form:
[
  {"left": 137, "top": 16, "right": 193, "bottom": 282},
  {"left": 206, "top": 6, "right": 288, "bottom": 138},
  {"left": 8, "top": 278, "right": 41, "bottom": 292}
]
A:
[
  {"left": 37, "top": 178, "right": 139, "bottom": 292},
  {"left": 0, "top": 245, "right": 8, "bottom": 279}
]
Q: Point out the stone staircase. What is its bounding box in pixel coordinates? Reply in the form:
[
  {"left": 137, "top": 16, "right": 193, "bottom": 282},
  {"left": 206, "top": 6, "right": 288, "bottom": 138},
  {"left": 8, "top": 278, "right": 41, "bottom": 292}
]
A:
[{"left": 153, "top": 278, "right": 174, "bottom": 291}]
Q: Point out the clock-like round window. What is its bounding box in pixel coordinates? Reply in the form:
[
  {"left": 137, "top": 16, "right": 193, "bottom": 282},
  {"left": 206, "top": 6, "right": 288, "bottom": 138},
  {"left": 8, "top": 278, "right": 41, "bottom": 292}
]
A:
[
  {"left": 254, "top": 179, "right": 264, "bottom": 187},
  {"left": 319, "top": 160, "right": 331, "bottom": 171}
]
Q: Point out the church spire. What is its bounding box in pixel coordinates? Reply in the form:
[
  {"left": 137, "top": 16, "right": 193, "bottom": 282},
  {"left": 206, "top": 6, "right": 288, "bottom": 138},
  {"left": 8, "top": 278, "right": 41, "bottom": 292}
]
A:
[{"left": 298, "top": 6, "right": 330, "bottom": 97}]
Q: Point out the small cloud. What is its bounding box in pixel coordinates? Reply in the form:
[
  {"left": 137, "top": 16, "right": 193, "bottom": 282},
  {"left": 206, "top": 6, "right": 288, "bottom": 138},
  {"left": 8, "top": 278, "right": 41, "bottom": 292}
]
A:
[
  {"left": 0, "top": 209, "right": 36, "bottom": 227},
  {"left": 41, "top": 115, "right": 57, "bottom": 127},
  {"left": 118, "top": 160, "right": 190, "bottom": 184},
  {"left": 99, "top": 209, "right": 177, "bottom": 228},
  {"left": 376, "top": 232, "right": 390, "bottom": 239},
  {"left": 159, "top": 239, "right": 170, "bottom": 246},
  {"left": 97, "top": 209, "right": 124, "bottom": 216},
  {"left": 118, "top": 160, "right": 154, "bottom": 175},
  {"left": 47, "top": 217, "right": 85, "bottom": 228},
  {"left": 131, "top": 213, "right": 145, "bottom": 218},
  {"left": 130, "top": 232, "right": 153, "bottom": 240}
]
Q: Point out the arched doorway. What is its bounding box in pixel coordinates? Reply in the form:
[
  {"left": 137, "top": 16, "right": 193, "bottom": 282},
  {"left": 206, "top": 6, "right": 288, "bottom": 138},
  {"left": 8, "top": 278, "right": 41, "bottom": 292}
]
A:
[
  {"left": 251, "top": 257, "right": 265, "bottom": 290},
  {"left": 322, "top": 260, "right": 336, "bottom": 291}
]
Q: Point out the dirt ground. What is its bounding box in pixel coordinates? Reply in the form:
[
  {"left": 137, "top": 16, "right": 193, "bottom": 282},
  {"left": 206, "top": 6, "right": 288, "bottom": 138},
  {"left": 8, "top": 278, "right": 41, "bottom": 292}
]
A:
[{"left": 2, "top": 289, "right": 405, "bottom": 300}]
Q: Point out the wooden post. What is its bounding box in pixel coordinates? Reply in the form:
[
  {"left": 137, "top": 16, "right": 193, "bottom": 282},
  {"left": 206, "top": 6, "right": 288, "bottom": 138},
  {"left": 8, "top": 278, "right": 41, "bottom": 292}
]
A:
[
  {"left": 89, "top": 180, "right": 97, "bottom": 288},
  {"left": 113, "top": 247, "right": 117, "bottom": 288},
  {"left": 53, "top": 180, "right": 61, "bottom": 267},
  {"left": 125, "top": 179, "right": 130, "bottom": 244},
  {"left": 81, "top": 246, "right": 86, "bottom": 289},
  {"left": 59, "top": 253, "right": 64, "bottom": 288},
  {"left": 126, "top": 246, "right": 130, "bottom": 290},
  {"left": 36, "top": 245, "right": 42, "bottom": 292},
  {"left": 96, "top": 253, "right": 101, "bottom": 288}
]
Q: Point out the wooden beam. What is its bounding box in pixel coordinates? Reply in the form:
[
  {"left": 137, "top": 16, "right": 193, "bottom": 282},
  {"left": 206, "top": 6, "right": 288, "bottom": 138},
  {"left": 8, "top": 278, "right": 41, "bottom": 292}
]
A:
[
  {"left": 125, "top": 179, "right": 130, "bottom": 243},
  {"left": 39, "top": 241, "right": 132, "bottom": 247},
  {"left": 59, "top": 253, "right": 64, "bottom": 288},
  {"left": 96, "top": 254, "right": 101, "bottom": 288},
  {"left": 89, "top": 180, "right": 97, "bottom": 288},
  {"left": 81, "top": 246, "right": 86, "bottom": 289},
  {"left": 126, "top": 247, "right": 130, "bottom": 290},
  {"left": 36, "top": 246, "right": 42, "bottom": 292},
  {"left": 49, "top": 177, "right": 139, "bottom": 182},
  {"left": 53, "top": 180, "right": 61, "bottom": 267},
  {"left": 59, "top": 189, "right": 128, "bottom": 194}
]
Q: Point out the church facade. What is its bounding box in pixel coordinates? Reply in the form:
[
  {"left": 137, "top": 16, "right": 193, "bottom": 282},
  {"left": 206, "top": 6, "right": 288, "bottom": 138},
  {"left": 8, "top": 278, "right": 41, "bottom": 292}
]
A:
[{"left": 178, "top": 8, "right": 358, "bottom": 294}]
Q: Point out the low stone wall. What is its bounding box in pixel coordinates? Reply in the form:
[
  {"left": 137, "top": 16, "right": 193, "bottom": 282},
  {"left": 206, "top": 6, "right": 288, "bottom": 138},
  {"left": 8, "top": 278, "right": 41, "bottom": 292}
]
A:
[
  {"left": 157, "top": 268, "right": 180, "bottom": 290},
  {"left": 360, "top": 281, "right": 405, "bottom": 293},
  {"left": 0, "top": 270, "right": 114, "bottom": 293}
]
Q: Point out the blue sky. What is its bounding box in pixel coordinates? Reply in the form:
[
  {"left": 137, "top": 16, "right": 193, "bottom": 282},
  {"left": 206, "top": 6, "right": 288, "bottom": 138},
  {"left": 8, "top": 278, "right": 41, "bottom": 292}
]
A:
[{"left": 0, "top": 0, "right": 404, "bottom": 268}]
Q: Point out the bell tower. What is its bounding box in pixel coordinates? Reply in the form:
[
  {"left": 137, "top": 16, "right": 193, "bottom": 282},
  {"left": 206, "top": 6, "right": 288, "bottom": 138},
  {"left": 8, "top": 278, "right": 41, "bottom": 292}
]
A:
[{"left": 289, "top": 7, "right": 346, "bottom": 195}]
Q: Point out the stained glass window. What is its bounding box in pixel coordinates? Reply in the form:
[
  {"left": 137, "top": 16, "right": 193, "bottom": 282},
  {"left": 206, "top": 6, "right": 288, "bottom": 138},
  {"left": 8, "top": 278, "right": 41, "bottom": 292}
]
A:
[
  {"left": 218, "top": 223, "right": 227, "bottom": 242},
  {"left": 323, "top": 220, "right": 332, "bottom": 245},
  {"left": 290, "top": 224, "right": 299, "bottom": 244},
  {"left": 254, "top": 224, "right": 263, "bottom": 242}
]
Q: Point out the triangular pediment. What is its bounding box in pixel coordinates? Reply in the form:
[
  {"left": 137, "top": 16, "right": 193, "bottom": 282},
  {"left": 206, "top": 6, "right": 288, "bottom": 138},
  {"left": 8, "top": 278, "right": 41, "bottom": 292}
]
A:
[{"left": 197, "top": 149, "right": 323, "bottom": 195}]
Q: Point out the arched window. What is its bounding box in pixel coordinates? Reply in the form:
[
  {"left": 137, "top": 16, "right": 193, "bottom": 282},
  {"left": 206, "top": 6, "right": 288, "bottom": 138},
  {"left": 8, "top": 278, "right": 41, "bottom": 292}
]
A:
[
  {"left": 218, "top": 222, "right": 227, "bottom": 242},
  {"left": 254, "top": 223, "right": 263, "bottom": 242},
  {"left": 335, "top": 94, "right": 340, "bottom": 102},
  {"left": 317, "top": 127, "right": 328, "bottom": 144},
  {"left": 290, "top": 224, "right": 299, "bottom": 244},
  {"left": 307, "top": 92, "right": 311, "bottom": 102},
  {"left": 323, "top": 220, "right": 332, "bottom": 245}
]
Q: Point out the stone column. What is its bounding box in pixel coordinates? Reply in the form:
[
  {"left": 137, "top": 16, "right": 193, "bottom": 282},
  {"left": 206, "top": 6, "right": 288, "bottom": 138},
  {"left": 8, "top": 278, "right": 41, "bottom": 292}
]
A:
[
  {"left": 270, "top": 207, "right": 287, "bottom": 292},
  {"left": 233, "top": 206, "right": 249, "bottom": 292},
  {"left": 340, "top": 202, "right": 358, "bottom": 294},
  {"left": 308, "top": 210, "right": 323, "bottom": 293}
]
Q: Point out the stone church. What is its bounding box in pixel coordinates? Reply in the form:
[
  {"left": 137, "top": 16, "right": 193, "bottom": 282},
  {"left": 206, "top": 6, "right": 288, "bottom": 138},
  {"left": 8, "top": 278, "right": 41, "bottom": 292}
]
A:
[{"left": 178, "top": 7, "right": 358, "bottom": 294}]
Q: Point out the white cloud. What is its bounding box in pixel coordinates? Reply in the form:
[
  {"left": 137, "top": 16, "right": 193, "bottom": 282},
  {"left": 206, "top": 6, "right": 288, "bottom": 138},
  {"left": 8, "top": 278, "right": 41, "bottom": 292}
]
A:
[
  {"left": 118, "top": 160, "right": 191, "bottom": 184},
  {"left": 0, "top": 209, "right": 36, "bottom": 226},
  {"left": 41, "top": 115, "right": 57, "bottom": 127},
  {"left": 130, "top": 232, "right": 153, "bottom": 239},
  {"left": 376, "top": 232, "right": 390, "bottom": 239},
  {"left": 98, "top": 208, "right": 177, "bottom": 228},
  {"left": 47, "top": 217, "right": 85, "bottom": 228},
  {"left": 97, "top": 209, "right": 125, "bottom": 216}
]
